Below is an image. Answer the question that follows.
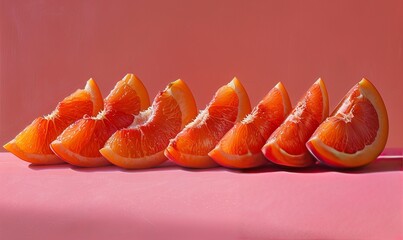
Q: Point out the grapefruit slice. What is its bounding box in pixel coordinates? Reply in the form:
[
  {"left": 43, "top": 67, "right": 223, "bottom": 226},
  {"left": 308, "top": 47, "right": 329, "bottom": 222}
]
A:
[
  {"left": 50, "top": 74, "right": 150, "bottom": 167},
  {"left": 165, "top": 77, "right": 252, "bottom": 168},
  {"left": 306, "top": 78, "right": 388, "bottom": 168},
  {"left": 261, "top": 78, "right": 329, "bottom": 167},
  {"left": 100, "top": 79, "right": 197, "bottom": 169},
  {"left": 209, "top": 82, "right": 292, "bottom": 169},
  {"left": 3, "top": 79, "right": 103, "bottom": 165}
]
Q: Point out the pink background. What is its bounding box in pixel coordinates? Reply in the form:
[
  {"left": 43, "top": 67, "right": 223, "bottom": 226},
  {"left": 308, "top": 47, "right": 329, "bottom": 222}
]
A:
[{"left": 1, "top": 0, "right": 402, "bottom": 148}]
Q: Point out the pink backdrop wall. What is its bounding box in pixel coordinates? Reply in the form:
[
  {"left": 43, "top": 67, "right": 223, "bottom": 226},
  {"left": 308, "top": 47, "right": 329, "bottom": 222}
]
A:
[{"left": 1, "top": 0, "right": 402, "bottom": 148}]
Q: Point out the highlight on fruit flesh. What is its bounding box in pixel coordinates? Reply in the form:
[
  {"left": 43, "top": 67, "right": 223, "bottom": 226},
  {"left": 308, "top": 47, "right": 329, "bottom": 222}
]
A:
[
  {"left": 209, "top": 82, "right": 292, "bottom": 169},
  {"left": 165, "top": 77, "right": 252, "bottom": 168},
  {"left": 50, "top": 74, "right": 150, "bottom": 167},
  {"left": 306, "top": 78, "right": 388, "bottom": 168},
  {"left": 100, "top": 79, "right": 197, "bottom": 169},
  {"left": 3, "top": 78, "right": 103, "bottom": 165},
  {"left": 261, "top": 78, "right": 329, "bottom": 167}
]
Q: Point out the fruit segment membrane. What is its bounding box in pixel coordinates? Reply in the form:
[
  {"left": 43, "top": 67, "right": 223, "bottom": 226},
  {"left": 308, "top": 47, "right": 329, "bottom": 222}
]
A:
[
  {"left": 262, "top": 78, "right": 329, "bottom": 167},
  {"left": 173, "top": 86, "right": 240, "bottom": 156},
  {"left": 317, "top": 85, "right": 379, "bottom": 154},
  {"left": 165, "top": 77, "right": 251, "bottom": 168},
  {"left": 209, "top": 82, "right": 292, "bottom": 169},
  {"left": 277, "top": 81, "right": 326, "bottom": 155},
  {"left": 3, "top": 79, "right": 103, "bottom": 164},
  {"left": 50, "top": 74, "right": 150, "bottom": 167},
  {"left": 100, "top": 79, "right": 198, "bottom": 169},
  {"left": 306, "top": 78, "right": 388, "bottom": 168},
  {"left": 105, "top": 91, "right": 182, "bottom": 158}
]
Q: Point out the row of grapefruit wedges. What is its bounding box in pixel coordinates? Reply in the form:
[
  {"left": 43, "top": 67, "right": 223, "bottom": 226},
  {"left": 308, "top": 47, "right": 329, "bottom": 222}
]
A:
[{"left": 4, "top": 74, "right": 388, "bottom": 169}]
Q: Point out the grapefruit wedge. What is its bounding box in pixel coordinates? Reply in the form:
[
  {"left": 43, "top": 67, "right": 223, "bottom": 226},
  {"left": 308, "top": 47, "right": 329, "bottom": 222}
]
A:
[
  {"left": 262, "top": 78, "right": 329, "bottom": 167},
  {"left": 100, "top": 79, "right": 197, "bottom": 169},
  {"left": 50, "top": 74, "right": 150, "bottom": 167},
  {"left": 306, "top": 78, "right": 388, "bottom": 168},
  {"left": 3, "top": 79, "right": 103, "bottom": 165},
  {"left": 209, "top": 82, "right": 292, "bottom": 169},
  {"left": 165, "top": 77, "right": 252, "bottom": 168}
]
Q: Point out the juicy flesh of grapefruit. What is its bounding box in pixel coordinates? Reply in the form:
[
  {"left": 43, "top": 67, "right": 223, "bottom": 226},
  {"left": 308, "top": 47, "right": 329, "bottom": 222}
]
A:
[
  {"left": 165, "top": 77, "right": 252, "bottom": 168},
  {"left": 50, "top": 74, "right": 150, "bottom": 167},
  {"left": 100, "top": 79, "right": 197, "bottom": 169},
  {"left": 306, "top": 78, "right": 388, "bottom": 168},
  {"left": 209, "top": 82, "right": 292, "bottom": 169},
  {"left": 3, "top": 79, "right": 103, "bottom": 165},
  {"left": 262, "top": 78, "right": 329, "bottom": 167}
]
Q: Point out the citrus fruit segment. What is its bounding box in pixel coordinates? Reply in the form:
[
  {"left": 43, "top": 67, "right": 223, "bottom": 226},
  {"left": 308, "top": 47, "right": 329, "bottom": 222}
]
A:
[
  {"left": 262, "top": 78, "right": 329, "bottom": 167},
  {"left": 306, "top": 78, "right": 388, "bottom": 168},
  {"left": 3, "top": 79, "right": 103, "bottom": 165},
  {"left": 209, "top": 82, "right": 292, "bottom": 169},
  {"left": 51, "top": 74, "right": 150, "bottom": 167},
  {"left": 165, "top": 77, "right": 252, "bottom": 168},
  {"left": 100, "top": 79, "right": 197, "bottom": 169}
]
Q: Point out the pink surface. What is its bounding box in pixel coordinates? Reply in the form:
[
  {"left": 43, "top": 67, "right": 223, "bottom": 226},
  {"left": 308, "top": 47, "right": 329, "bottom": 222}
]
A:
[
  {"left": 1, "top": 0, "right": 403, "bottom": 148},
  {"left": 1, "top": 151, "right": 402, "bottom": 239}
]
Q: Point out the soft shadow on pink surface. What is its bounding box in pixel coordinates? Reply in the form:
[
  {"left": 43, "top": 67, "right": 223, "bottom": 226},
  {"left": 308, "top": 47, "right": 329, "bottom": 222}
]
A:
[
  {"left": 239, "top": 148, "right": 403, "bottom": 174},
  {"left": 28, "top": 156, "right": 402, "bottom": 174},
  {"left": 28, "top": 160, "right": 180, "bottom": 172},
  {"left": 240, "top": 157, "right": 403, "bottom": 174}
]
